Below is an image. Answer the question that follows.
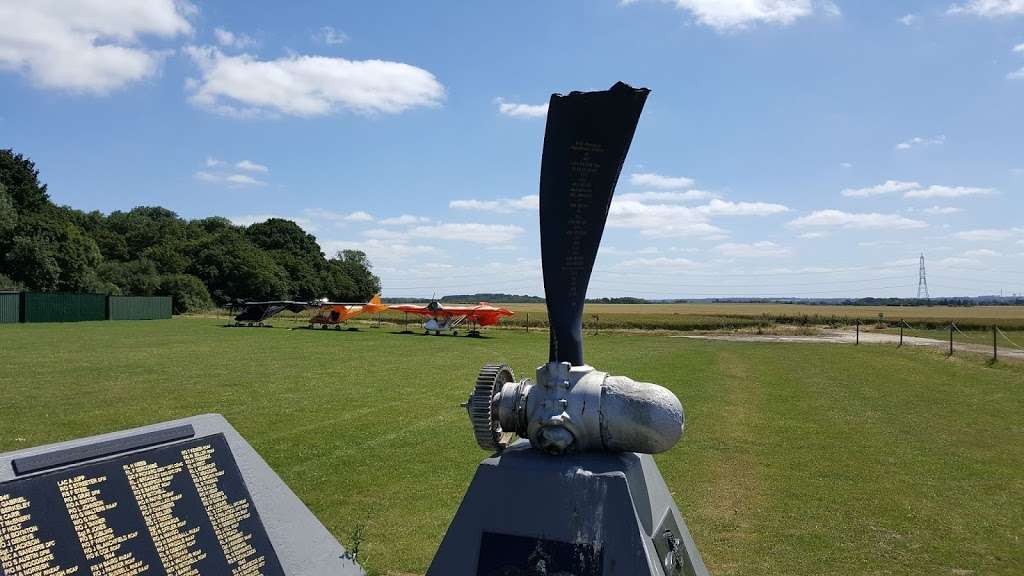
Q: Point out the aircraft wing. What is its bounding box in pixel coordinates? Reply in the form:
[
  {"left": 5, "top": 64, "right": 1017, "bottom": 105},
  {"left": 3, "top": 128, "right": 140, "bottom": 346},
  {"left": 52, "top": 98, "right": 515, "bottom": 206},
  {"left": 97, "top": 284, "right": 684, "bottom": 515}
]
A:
[
  {"left": 234, "top": 301, "right": 312, "bottom": 322},
  {"left": 436, "top": 303, "right": 515, "bottom": 325},
  {"left": 391, "top": 304, "right": 436, "bottom": 317}
]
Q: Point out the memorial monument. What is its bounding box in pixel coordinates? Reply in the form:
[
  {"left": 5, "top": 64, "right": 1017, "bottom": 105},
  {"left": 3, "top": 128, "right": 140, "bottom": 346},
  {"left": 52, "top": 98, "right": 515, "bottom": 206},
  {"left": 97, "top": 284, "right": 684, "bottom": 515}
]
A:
[
  {"left": 0, "top": 414, "right": 363, "bottom": 576},
  {"left": 428, "top": 82, "right": 710, "bottom": 576}
]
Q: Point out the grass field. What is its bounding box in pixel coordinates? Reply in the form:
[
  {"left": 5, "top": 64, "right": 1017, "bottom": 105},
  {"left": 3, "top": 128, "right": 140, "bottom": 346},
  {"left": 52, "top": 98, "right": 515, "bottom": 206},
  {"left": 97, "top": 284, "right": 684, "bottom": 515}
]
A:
[{"left": 2, "top": 318, "right": 1023, "bottom": 575}]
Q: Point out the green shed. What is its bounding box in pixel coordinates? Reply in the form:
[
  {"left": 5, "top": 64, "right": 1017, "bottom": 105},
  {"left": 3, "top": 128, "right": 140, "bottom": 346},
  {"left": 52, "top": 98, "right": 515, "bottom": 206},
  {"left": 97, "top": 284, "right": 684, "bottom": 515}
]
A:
[
  {"left": 108, "top": 296, "right": 172, "bottom": 320},
  {"left": 0, "top": 292, "right": 19, "bottom": 323},
  {"left": 21, "top": 292, "right": 107, "bottom": 323}
]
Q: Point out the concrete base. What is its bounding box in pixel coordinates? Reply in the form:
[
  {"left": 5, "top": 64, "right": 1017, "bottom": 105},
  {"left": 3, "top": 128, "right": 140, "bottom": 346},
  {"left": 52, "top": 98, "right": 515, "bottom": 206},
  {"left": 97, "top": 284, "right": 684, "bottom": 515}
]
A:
[{"left": 428, "top": 440, "right": 709, "bottom": 576}]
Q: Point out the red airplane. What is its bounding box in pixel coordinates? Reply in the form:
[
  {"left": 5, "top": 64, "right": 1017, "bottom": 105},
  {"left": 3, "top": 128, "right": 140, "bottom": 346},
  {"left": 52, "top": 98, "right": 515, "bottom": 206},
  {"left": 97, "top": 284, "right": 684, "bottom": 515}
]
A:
[{"left": 391, "top": 300, "right": 514, "bottom": 336}]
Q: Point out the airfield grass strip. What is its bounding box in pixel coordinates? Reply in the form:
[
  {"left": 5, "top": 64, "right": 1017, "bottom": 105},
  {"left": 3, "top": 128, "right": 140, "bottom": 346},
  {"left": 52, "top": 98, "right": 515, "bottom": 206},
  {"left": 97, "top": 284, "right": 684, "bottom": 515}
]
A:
[{"left": 1, "top": 318, "right": 1022, "bottom": 575}]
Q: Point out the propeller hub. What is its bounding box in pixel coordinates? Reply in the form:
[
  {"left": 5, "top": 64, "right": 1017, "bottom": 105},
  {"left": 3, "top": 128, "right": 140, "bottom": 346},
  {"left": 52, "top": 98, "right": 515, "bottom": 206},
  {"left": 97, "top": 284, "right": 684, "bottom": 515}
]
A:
[{"left": 477, "top": 362, "right": 684, "bottom": 455}]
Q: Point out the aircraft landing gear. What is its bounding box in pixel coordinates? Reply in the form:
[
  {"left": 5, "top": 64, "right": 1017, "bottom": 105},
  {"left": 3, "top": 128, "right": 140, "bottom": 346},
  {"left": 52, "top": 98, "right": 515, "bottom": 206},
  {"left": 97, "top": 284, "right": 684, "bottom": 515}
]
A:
[{"left": 453, "top": 330, "right": 459, "bottom": 337}]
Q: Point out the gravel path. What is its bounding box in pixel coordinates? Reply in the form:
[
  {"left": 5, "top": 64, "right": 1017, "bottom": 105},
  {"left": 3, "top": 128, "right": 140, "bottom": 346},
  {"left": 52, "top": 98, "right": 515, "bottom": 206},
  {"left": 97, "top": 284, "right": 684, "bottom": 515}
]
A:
[{"left": 673, "top": 329, "right": 1024, "bottom": 360}]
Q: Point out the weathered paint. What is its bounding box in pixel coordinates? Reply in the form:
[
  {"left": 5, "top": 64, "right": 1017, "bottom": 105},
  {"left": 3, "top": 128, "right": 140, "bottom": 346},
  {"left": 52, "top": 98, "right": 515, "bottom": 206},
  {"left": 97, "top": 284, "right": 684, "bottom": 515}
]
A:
[{"left": 108, "top": 296, "right": 172, "bottom": 320}]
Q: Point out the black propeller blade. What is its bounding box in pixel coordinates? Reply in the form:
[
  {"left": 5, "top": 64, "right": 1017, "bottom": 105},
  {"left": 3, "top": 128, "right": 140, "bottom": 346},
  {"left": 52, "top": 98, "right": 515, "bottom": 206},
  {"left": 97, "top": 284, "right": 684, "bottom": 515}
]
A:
[{"left": 540, "top": 81, "right": 649, "bottom": 366}]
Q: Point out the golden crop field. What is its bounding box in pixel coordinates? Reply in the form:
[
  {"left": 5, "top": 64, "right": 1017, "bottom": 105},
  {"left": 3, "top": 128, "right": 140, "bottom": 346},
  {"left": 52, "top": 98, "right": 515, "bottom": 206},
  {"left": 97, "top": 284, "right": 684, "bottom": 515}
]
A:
[{"left": 377, "top": 303, "right": 1024, "bottom": 331}]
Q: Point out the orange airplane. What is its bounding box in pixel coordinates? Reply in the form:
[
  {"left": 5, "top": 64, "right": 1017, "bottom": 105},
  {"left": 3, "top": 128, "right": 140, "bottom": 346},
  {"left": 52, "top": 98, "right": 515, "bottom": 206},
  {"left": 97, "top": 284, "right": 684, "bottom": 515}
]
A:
[
  {"left": 308, "top": 294, "right": 388, "bottom": 330},
  {"left": 391, "top": 300, "right": 513, "bottom": 336}
]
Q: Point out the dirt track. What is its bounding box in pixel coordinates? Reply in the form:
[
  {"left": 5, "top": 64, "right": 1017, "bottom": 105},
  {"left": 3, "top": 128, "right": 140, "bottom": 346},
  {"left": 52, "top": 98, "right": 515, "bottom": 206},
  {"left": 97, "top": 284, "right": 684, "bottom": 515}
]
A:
[{"left": 674, "top": 329, "right": 1024, "bottom": 360}]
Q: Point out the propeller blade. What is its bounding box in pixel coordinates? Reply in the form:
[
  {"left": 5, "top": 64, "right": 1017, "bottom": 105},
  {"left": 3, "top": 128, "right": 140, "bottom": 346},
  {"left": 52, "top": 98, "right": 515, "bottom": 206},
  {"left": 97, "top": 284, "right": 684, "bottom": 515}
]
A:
[{"left": 540, "top": 81, "right": 649, "bottom": 366}]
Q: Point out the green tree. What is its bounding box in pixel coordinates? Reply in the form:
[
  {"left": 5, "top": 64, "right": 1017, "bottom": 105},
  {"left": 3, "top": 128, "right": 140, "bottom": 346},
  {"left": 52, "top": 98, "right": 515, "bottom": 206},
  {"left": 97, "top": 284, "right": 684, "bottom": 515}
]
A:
[
  {"left": 6, "top": 236, "right": 60, "bottom": 291},
  {"left": 188, "top": 231, "right": 290, "bottom": 303},
  {"left": 158, "top": 274, "right": 213, "bottom": 314},
  {"left": 328, "top": 250, "right": 381, "bottom": 301},
  {"left": 0, "top": 149, "right": 50, "bottom": 211},
  {"left": 97, "top": 259, "right": 161, "bottom": 295}
]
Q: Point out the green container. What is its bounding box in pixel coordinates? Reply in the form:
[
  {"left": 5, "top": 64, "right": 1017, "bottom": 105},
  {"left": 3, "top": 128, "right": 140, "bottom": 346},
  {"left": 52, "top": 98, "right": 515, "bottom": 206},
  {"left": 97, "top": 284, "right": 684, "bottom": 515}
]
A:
[
  {"left": 21, "top": 292, "right": 107, "bottom": 323},
  {"left": 0, "top": 292, "right": 19, "bottom": 323},
  {"left": 108, "top": 296, "right": 172, "bottom": 320}
]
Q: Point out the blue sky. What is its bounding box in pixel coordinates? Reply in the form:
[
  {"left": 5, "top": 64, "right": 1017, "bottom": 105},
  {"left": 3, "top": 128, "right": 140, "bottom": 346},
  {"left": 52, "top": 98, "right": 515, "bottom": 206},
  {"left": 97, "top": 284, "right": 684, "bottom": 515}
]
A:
[{"left": 1, "top": 0, "right": 1022, "bottom": 298}]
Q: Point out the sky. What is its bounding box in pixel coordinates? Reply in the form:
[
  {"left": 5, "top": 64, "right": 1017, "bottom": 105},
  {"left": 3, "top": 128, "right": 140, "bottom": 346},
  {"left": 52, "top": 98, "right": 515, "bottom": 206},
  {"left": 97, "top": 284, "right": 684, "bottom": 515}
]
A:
[{"left": 1, "top": 0, "right": 1022, "bottom": 299}]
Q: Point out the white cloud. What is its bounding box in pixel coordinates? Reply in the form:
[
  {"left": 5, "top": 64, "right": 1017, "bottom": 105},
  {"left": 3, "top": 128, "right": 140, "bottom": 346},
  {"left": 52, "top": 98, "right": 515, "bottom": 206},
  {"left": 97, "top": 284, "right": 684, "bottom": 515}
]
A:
[
  {"left": 937, "top": 256, "right": 983, "bottom": 268},
  {"left": 184, "top": 46, "right": 445, "bottom": 117},
  {"left": 898, "top": 13, "right": 918, "bottom": 25},
  {"left": 618, "top": 257, "right": 702, "bottom": 270},
  {"left": 235, "top": 160, "right": 269, "bottom": 173},
  {"left": 922, "top": 206, "right": 963, "bottom": 214},
  {"left": 840, "top": 162, "right": 854, "bottom": 168},
  {"left": 194, "top": 170, "right": 266, "bottom": 187},
  {"left": 1009, "top": 67, "right": 1024, "bottom": 80},
  {"left": 449, "top": 195, "right": 539, "bottom": 213},
  {"left": 379, "top": 214, "right": 430, "bottom": 225},
  {"left": 225, "top": 174, "right": 265, "bottom": 187},
  {"left": 1015, "top": 43, "right": 1024, "bottom": 52},
  {"left": 618, "top": 190, "right": 715, "bottom": 203},
  {"left": 714, "top": 241, "right": 792, "bottom": 258},
  {"left": 322, "top": 238, "right": 442, "bottom": 264},
  {"left": 304, "top": 208, "right": 375, "bottom": 223},
  {"left": 962, "top": 248, "right": 1000, "bottom": 258},
  {"left": 0, "top": 0, "right": 192, "bottom": 93},
  {"left": 601, "top": 246, "right": 661, "bottom": 256},
  {"left": 205, "top": 156, "right": 225, "bottom": 167},
  {"left": 904, "top": 185, "right": 993, "bottom": 198},
  {"left": 629, "top": 172, "right": 695, "bottom": 189},
  {"left": 841, "top": 180, "right": 920, "bottom": 197},
  {"left": 410, "top": 223, "right": 524, "bottom": 245},
  {"left": 229, "top": 214, "right": 315, "bottom": 231},
  {"left": 495, "top": 97, "right": 548, "bottom": 118},
  {"left": 316, "top": 26, "right": 348, "bottom": 46},
  {"left": 799, "top": 232, "right": 829, "bottom": 238},
  {"left": 608, "top": 200, "right": 726, "bottom": 238},
  {"left": 214, "top": 27, "right": 256, "bottom": 49},
  {"left": 695, "top": 198, "right": 789, "bottom": 216},
  {"left": 632, "top": 0, "right": 818, "bottom": 32},
  {"left": 948, "top": 1, "right": 1024, "bottom": 17},
  {"left": 362, "top": 228, "right": 408, "bottom": 240},
  {"left": 953, "top": 228, "right": 1018, "bottom": 241},
  {"left": 895, "top": 135, "right": 946, "bottom": 150},
  {"left": 787, "top": 209, "right": 927, "bottom": 230}
]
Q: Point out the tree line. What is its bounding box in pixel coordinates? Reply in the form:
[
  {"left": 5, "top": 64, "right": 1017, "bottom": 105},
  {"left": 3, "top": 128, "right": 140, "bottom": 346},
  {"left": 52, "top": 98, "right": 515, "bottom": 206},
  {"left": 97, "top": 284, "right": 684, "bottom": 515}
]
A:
[{"left": 0, "top": 149, "right": 380, "bottom": 313}]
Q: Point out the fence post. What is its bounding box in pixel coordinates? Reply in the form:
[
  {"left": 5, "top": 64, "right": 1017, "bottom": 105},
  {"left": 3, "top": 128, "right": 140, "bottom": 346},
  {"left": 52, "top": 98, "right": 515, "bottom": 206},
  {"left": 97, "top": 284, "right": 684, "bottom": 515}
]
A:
[
  {"left": 899, "top": 319, "right": 903, "bottom": 347},
  {"left": 949, "top": 323, "right": 954, "bottom": 356},
  {"left": 526, "top": 312, "right": 529, "bottom": 333},
  {"left": 993, "top": 325, "right": 998, "bottom": 362},
  {"left": 855, "top": 319, "right": 860, "bottom": 345}
]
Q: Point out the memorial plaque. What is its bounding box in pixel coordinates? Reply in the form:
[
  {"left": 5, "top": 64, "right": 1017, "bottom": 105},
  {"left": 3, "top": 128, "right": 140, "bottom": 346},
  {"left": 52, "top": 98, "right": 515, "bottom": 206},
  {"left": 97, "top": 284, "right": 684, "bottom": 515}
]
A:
[
  {"left": 0, "top": 434, "right": 283, "bottom": 576},
  {"left": 0, "top": 415, "right": 364, "bottom": 576}
]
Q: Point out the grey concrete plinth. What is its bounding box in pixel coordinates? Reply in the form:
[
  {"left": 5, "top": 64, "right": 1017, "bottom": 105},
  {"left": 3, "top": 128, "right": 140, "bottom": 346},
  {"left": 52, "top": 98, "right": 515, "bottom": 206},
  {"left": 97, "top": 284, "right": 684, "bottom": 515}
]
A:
[{"left": 428, "top": 440, "right": 709, "bottom": 576}]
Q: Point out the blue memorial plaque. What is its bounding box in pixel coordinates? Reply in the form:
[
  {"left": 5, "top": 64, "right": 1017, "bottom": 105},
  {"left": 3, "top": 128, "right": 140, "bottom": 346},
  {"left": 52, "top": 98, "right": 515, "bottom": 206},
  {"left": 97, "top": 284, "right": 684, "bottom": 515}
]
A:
[{"left": 0, "top": 433, "right": 284, "bottom": 576}]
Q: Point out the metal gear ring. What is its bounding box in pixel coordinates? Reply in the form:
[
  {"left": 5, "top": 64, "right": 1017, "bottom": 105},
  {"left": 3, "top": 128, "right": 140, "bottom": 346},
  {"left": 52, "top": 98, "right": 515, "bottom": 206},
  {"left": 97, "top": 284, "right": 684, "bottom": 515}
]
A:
[{"left": 468, "top": 363, "right": 516, "bottom": 452}]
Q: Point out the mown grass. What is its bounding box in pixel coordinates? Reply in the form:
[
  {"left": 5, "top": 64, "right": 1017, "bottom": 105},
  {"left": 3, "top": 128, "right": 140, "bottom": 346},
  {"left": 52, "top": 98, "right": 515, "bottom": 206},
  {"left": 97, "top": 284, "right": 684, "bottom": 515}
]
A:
[{"left": 1, "top": 319, "right": 1022, "bottom": 575}]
